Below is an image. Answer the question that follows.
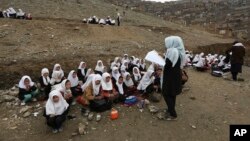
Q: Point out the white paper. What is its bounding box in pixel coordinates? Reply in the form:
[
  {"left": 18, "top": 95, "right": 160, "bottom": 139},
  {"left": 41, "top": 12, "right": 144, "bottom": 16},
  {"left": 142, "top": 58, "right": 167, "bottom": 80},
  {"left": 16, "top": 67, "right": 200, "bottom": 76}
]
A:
[{"left": 145, "top": 50, "right": 165, "bottom": 66}]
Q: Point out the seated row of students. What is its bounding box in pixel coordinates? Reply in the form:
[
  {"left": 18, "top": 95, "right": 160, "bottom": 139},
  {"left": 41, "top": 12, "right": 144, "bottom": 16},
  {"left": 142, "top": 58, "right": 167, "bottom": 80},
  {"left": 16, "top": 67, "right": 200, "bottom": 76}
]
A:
[
  {"left": 82, "top": 16, "right": 115, "bottom": 25},
  {"left": 184, "top": 51, "right": 231, "bottom": 77},
  {"left": 0, "top": 7, "right": 32, "bottom": 20},
  {"left": 18, "top": 54, "right": 162, "bottom": 133}
]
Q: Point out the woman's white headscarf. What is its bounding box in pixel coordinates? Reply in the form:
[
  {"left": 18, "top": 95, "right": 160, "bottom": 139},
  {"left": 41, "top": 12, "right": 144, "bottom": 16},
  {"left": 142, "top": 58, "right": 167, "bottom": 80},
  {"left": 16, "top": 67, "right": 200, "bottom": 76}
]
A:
[
  {"left": 165, "top": 36, "right": 186, "bottom": 68},
  {"left": 92, "top": 74, "right": 102, "bottom": 96},
  {"left": 18, "top": 75, "right": 35, "bottom": 89},
  {"left": 137, "top": 70, "right": 155, "bottom": 90},
  {"left": 52, "top": 64, "right": 64, "bottom": 78},
  {"left": 116, "top": 78, "right": 124, "bottom": 95},
  {"left": 111, "top": 57, "right": 121, "bottom": 68},
  {"left": 111, "top": 67, "right": 121, "bottom": 81},
  {"left": 41, "top": 68, "right": 50, "bottom": 86},
  {"left": 82, "top": 73, "right": 95, "bottom": 92},
  {"left": 140, "top": 59, "right": 146, "bottom": 69},
  {"left": 95, "top": 60, "right": 104, "bottom": 73},
  {"left": 67, "top": 70, "right": 79, "bottom": 87},
  {"left": 124, "top": 72, "right": 134, "bottom": 87},
  {"left": 101, "top": 73, "right": 113, "bottom": 91},
  {"left": 78, "top": 62, "right": 86, "bottom": 76},
  {"left": 45, "top": 90, "right": 69, "bottom": 116},
  {"left": 133, "top": 67, "right": 141, "bottom": 81},
  {"left": 133, "top": 58, "right": 140, "bottom": 67}
]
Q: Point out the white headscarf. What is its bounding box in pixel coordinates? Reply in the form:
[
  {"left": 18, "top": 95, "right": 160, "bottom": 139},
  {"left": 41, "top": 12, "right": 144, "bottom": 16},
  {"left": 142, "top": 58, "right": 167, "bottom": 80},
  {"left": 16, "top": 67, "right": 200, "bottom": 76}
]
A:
[
  {"left": 52, "top": 64, "right": 64, "bottom": 78},
  {"left": 67, "top": 70, "right": 79, "bottom": 87},
  {"left": 116, "top": 79, "right": 124, "bottom": 95},
  {"left": 133, "top": 67, "right": 141, "bottom": 81},
  {"left": 85, "top": 68, "right": 93, "bottom": 79},
  {"left": 147, "top": 63, "right": 155, "bottom": 72},
  {"left": 124, "top": 72, "right": 134, "bottom": 87},
  {"left": 41, "top": 68, "right": 50, "bottom": 86},
  {"left": 92, "top": 74, "right": 102, "bottom": 96},
  {"left": 78, "top": 62, "right": 86, "bottom": 76},
  {"left": 133, "top": 58, "right": 140, "bottom": 67},
  {"left": 95, "top": 60, "right": 104, "bottom": 73},
  {"left": 101, "top": 73, "right": 113, "bottom": 91},
  {"left": 137, "top": 70, "right": 154, "bottom": 90},
  {"left": 111, "top": 57, "right": 121, "bottom": 68},
  {"left": 18, "top": 75, "right": 35, "bottom": 89},
  {"left": 111, "top": 67, "right": 121, "bottom": 81},
  {"left": 55, "top": 79, "right": 71, "bottom": 96},
  {"left": 45, "top": 90, "right": 69, "bottom": 116},
  {"left": 140, "top": 59, "right": 146, "bottom": 69},
  {"left": 192, "top": 54, "right": 199, "bottom": 63},
  {"left": 194, "top": 58, "right": 205, "bottom": 67},
  {"left": 122, "top": 54, "right": 129, "bottom": 64},
  {"left": 50, "top": 70, "right": 63, "bottom": 84},
  {"left": 82, "top": 73, "right": 95, "bottom": 92},
  {"left": 165, "top": 36, "right": 186, "bottom": 68},
  {"left": 233, "top": 43, "right": 245, "bottom": 48}
]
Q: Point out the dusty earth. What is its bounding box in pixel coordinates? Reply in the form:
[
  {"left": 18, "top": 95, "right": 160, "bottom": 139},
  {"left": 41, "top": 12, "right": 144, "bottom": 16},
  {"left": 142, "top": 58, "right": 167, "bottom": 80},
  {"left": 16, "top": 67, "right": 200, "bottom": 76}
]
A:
[{"left": 0, "top": 0, "right": 250, "bottom": 141}]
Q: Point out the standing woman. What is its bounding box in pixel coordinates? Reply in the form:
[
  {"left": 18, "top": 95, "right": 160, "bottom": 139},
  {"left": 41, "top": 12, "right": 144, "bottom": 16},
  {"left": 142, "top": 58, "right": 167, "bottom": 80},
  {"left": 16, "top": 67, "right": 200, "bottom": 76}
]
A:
[
  {"left": 162, "top": 36, "right": 185, "bottom": 121},
  {"left": 230, "top": 42, "right": 245, "bottom": 81}
]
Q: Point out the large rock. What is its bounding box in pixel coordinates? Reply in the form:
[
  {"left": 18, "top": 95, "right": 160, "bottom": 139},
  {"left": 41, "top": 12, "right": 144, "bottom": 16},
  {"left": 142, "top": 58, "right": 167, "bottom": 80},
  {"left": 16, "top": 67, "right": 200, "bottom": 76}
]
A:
[
  {"left": 1, "top": 95, "right": 16, "bottom": 102},
  {"left": 23, "top": 111, "right": 31, "bottom": 118},
  {"left": 19, "top": 106, "right": 32, "bottom": 114}
]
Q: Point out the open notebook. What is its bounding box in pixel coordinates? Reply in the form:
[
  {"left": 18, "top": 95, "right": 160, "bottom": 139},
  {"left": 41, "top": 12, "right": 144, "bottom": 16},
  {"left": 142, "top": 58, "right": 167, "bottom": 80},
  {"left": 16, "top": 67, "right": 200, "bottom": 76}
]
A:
[{"left": 145, "top": 50, "right": 165, "bottom": 66}]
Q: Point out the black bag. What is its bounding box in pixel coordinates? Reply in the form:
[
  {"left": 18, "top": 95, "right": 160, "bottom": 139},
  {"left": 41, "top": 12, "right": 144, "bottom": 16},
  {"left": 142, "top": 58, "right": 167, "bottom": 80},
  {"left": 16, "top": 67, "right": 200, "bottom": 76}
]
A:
[{"left": 89, "top": 99, "right": 112, "bottom": 112}]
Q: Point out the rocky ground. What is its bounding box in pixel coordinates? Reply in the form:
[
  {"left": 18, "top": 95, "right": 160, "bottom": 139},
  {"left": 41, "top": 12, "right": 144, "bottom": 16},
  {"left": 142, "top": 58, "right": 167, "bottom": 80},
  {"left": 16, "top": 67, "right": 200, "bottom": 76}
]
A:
[{"left": 0, "top": 0, "right": 250, "bottom": 141}]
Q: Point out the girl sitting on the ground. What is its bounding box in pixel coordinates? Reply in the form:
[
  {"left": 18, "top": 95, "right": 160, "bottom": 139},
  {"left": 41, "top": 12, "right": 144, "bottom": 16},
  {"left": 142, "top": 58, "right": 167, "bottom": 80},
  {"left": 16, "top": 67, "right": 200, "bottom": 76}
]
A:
[
  {"left": 45, "top": 90, "right": 69, "bottom": 134},
  {"left": 101, "top": 73, "right": 118, "bottom": 102},
  {"left": 67, "top": 70, "right": 82, "bottom": 97},
  {"left": 18, "top": 75, "right": 39, "bottom": 105},
  {"left": 50, "top": 64, "right": 64, "bottom": 85},
  {"left": 77, "top": 62, "right": 88, "bottom": 82},
  {"left": 39, "top": 68, "right": 51, "bottom": 99}
]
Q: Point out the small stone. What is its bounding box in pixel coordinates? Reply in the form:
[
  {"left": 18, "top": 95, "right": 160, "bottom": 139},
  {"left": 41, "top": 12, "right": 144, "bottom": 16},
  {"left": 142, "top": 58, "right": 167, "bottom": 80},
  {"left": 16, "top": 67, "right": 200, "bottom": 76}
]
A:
[
  {"left": 148, "top": 105, "right": 159, "bottom": 113},
  {"left": 87, "top": 112, "right": 94, "bottom": 121},
  {"left": 9, "top": 126, "right": 17, "bottom": 130},
  {"left": 71, "top": 132, "right": 78, "bottom": 136},
  {"left": 78, "top": 123, "right": 86, "bottom": 135},
  {"left": 156, "top": 112, "right": 165, "bottom": 120},
  {"left": 23, "top": 111, "right": 31, "bottom": 118},
  {"left": 2, "top": 118, "right": 8, "bottom": 121},
  {"left": 191, "top": 125, "right": 197, "bottom": 129},
  {"left": 19, "top": 106, "right": 31, "bottom": 113},
  {"left": 91, "top": 127, "right": 96, "bottom": 130},
  {"left": 74, "top": 26, "right": 80, "bottom": 30},
  {"left": 189, "top": 96, "right": 196, "bottom": 100}
]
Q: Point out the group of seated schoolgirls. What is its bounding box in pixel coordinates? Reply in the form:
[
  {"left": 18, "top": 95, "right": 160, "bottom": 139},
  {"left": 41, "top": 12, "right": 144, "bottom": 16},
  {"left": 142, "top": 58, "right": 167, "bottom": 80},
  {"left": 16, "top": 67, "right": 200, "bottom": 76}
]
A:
[
  {"left": 82, "top": 16, "right": 116, "bottom": 26},
  {"left": 0, "top": 7, "right": 32, "bottom": 20},
  {"left": 184, "top": 51, "right": 231, "bottom": 77},
  {"left": 17, "top": 54, "right": 162, "bottom": 133}
]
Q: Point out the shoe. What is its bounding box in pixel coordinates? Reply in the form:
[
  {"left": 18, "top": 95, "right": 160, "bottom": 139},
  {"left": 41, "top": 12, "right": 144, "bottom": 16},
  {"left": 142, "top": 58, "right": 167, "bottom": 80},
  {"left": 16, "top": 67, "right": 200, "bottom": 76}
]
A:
[
  {"left": 71, "top": 101, "right": 76, "bottom": 106},
  {"left": 32, "top": 98, "right": 37, "bottom": 102},
  {"left": 67, "top": 115, "right": 76, "bottom": 120},
  {"left": 165, "top": 115, "right": 177, "bottom": 121},
  {"left": 58, "top": 127, "right": 63, "bottom": 132},
  {"left": 96, "top": 114, "right": 102, "bottom": 122},
  {"left": 20, "top": 101, "right": 26, "bottom": 106},
  {"left": 52, "top": 129, "right": 58, "bottom": 134}
]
